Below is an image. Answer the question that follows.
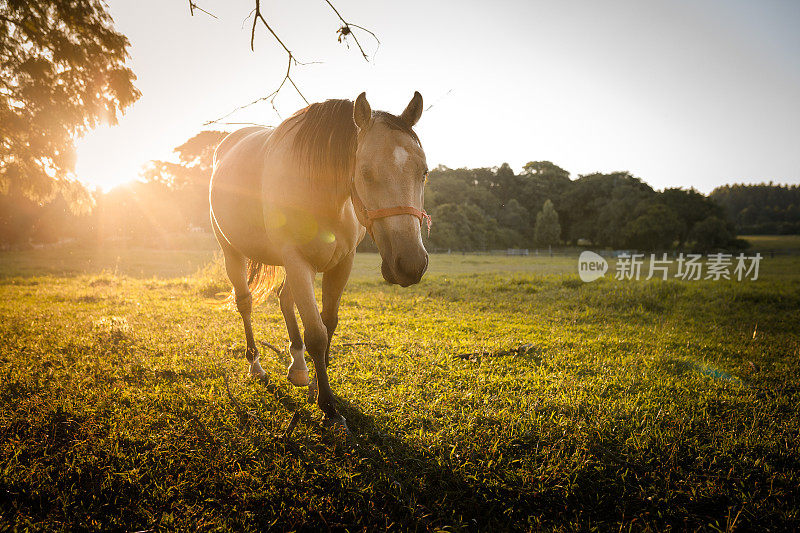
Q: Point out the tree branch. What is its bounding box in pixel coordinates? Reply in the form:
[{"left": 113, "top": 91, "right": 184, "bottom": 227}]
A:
[
  {"left": 197, "top": 0, "right": 379, "bottom": 126},
  {"left": 322, "top": 0, "right": 380, "bottom": 61},
  {"left": 187, "top": 1, "right": 218, "bottom": 19}
]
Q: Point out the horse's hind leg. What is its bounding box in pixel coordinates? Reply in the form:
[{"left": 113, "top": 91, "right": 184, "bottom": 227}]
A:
[
  {"left": 220, "top": 243, "right": 266, "bottom": 378},
  {"left": 280, "top": 284, "right": 309, "bottom": 386}
]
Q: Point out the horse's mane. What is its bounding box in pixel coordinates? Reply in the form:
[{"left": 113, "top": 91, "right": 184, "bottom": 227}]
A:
[{"left": 277, "top": 98, "right": 420, "bottom": 201}]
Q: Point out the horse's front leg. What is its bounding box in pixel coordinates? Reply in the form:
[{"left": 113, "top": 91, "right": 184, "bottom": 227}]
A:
[
  {"left": 282, "top": 250, "right": 347, "bottom": 431},
  {"left": 321, "top": 252, "right": 354, "bottom": 367}
]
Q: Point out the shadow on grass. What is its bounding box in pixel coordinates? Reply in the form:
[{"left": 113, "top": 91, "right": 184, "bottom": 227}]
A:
[{"left": 242, "top": 374, "right": 658, "bottom": 530}]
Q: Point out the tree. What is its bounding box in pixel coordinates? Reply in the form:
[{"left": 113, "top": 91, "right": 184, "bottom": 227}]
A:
[
  {"left": 560, "top": 172, "right": 653, "bottom": 245},
  {"left": 624, "top": 202, "right": 681, "bottom": 250},
  {"left": 196, "top": 0, "right": 379, "bottom": 124},
  {"left": 141, "top": 130, "right": 229, "bottom": 231},
  {"left": 660, "top": 188, "right": 722, "bottom": 247},
  {"left": 496, "top": 198, "right": 530, "bottom": 239},
  {"left": 429, "top": 203, "right": 502, "bottom": 251},
  {"left": 690, "top": 216, "right": 733, "bottom": 252},
  {"left": 710, "top": 183, "right": 800, "bottom": 235},
  {"left": 533, "top": 199, "right": 561, "bottom": 246},
  {"left": 521, "top": 161, "right": 569, "bottom": 181},
  {"left": 0, "top": 0, "right": 140, "bottom": 207}
]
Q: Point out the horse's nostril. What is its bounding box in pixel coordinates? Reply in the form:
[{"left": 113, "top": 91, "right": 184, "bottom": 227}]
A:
[{"left": 395, "top": 254, "right": 427, "bottom": 282}]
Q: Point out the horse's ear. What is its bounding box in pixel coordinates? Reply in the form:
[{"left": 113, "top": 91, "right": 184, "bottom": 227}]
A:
[
  {"left": 353, "top": 92, "right": 372, "bottom": 131},
  {"left": 400, "top": 91, "right": 423, "bottom": 127}
]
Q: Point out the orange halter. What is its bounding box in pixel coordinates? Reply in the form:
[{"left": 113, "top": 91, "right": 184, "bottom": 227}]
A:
[{"left": 350, "top": 184, "right": 431, "bottom": 238}]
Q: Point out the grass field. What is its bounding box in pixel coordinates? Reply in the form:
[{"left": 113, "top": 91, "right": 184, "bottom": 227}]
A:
[
  {"left": 740, "top": 235, "right": 800, "bottom": 252},
  {"left": 1, "top": 243, "right": 799, "bottom": 531}
]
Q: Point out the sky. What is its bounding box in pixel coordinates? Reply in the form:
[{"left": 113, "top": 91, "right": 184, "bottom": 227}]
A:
[{"left": 74, "top": 0, "right": 800, "bottom": 194}]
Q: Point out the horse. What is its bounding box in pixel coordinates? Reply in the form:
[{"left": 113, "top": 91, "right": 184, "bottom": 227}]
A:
[{"left": 209, "top": 92, "right": 430, "bottom": 431}]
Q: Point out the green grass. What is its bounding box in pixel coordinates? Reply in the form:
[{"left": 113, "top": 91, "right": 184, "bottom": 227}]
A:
[
  {"left": 1, "top": 247, "right": 799, "bottom": 531},
  {"left": 741, "top": 234, "right": 800, "bottom": 251}
]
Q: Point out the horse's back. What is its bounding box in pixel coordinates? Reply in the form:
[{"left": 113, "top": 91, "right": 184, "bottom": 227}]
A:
[
  {"left": 213, "top": 127, "right": 268, "bottom": 163},
  {"left": 210, "top": 127, "right": 279, "bottom": 263}
]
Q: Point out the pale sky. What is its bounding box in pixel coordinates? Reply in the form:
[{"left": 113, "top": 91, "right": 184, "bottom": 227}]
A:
[{"left": 75, "top": 0, "right": 800, "bottom": 194}]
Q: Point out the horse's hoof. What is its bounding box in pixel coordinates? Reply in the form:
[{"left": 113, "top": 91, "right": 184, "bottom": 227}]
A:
[
  {"left": 287, "top": 345, "right": 309, "bottom": 386},
  {"left": 249, "top": 359, "right": 266, "bottom": 379},
  {"left": 323, "top": 414, "right": 350, "bottom": 435},
  {"left": 287, "top": 367, "right": 310, "bottom": 387}
]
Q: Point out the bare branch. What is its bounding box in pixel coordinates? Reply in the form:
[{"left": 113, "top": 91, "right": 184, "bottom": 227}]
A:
[
  {"left": 425, "top": 88, "right": 455, "bottom": 112},
  {"left": 200, "top": 0, "right": 379, "bottom": 126},
  {"left": 188, "top": 1, "right": 218, "bottom": 19},
  {"left": 259, "top": 339, "right": 283, "bottom": 356},
  {"left": 323, "top": 0, "right": 380, "bottom": 61},
  {"left": 247, "top": 0, "right": 309, "bottom": 112}
]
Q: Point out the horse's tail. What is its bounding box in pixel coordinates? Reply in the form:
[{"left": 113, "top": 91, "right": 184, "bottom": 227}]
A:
[
  {"left": 221, "top": 260, "right": 285, "bottom": 308},
  {"left": 246, "top": 261, "right": 285, "bottom": 307}
]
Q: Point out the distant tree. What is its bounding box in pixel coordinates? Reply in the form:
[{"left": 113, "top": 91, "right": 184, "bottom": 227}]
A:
[
  {"left": 426, "top": 167, "right": 476, "bottom": 207},
  {"left": 690, "top": 216, "right": 733, "bottom": 252},
  {"left": 141, "top": 131, "right": 229, "bottom": 230},
  {"left": 512, "top": 161, "right": 569, "bottom": 240},
  {"left": 521, "top": 161, "right": 570, "bottom": 180},
  {"left": 560, "top": 172, "right": 653, "bottom": 246},
  {"left": 624, "top": 203, "right": 681, "bottom": 250},
  {"left": 0, "top": 0, "right": 140, "bottom": 207},
  {"left": 533, "top": 199, "right": 561, "bottom": 246},
  {"left": 595, "top": 182, "right": 656, "bottom": 248},
  {"left": 491, "top": 162, "right": 516, "bottom": 204},
  {"left": 429, "top": 203, "right": 501, "bottom": 251},
  {"left": 660, "top": 188, "right": 722, "bottom": 247},
  {"left": 710, "top": 183, "right": 800, "bottom": 235},
  {"left": 0, "top": 187, "right": 92, "bottom": 247},
  {"left": 496, "top": 198, "right": 530, "bottom": 239}
]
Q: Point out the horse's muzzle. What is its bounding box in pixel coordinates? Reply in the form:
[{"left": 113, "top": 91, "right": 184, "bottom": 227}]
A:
[{"left": 381, "top": 250, "right": 428, "bottom": 287}]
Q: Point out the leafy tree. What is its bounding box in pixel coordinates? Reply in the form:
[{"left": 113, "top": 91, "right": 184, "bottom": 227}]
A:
[
  {"left": 660, "top": 188, "right": 722, "bottom": 247},
  {"left": 516, "top": 161, "right": 571, "bottom": 241},
  {"left": 624, "top": 203, "right": 681, "bottom": 250},
  {"left": 141, "top": 130, "right": 228, "bottom": 231},
  {"left": 0, "top": 0, "right": 139, "bottom": 207},
  {"left": 491, "top": 162, "right": 517, "bottom": 204},
  {"left": 690, "top": 216, "right": 733, "bottom": 252},
  {"left": 710, "top": 183, "right": 800, "bottom": 235},
  {"left": 533, "top": 199, "right": 561, "bottom": 246},
  {"left": 496, "top": 198, "right": 530, "bottom": 239},
  {"left": 521, "top": 160, "right": 570, "bottom": 180},
  {"left": 560, "top": 172, "right": 653, "bottom": 246},
  {"left": 429, "top": 203, "right": 501, "bottom": 251}
]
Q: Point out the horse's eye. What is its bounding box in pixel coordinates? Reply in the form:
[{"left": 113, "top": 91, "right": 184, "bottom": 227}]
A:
[{"left": 362, "top": 168, "right": 375, "bottom": 184}]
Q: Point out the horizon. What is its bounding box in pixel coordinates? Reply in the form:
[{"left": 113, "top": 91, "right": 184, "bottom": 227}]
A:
[{"left": 74, "top": 0, "right": 800, "bottom": 195}]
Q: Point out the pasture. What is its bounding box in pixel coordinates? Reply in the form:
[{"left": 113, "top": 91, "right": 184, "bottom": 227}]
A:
[{"left": 1, "top": 243, "right": 799, "bottom": 531}]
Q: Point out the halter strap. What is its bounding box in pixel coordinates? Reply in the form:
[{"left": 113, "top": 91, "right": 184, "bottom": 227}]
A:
[{"left": 350, "top": 184, "right": 431, "bottom": 238}]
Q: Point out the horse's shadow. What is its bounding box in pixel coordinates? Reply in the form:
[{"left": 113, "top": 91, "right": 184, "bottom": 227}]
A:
[
  {"left": 243, "top": 369, "right": 484, "bottom": 529},
  {"left": 246, "top": 367, "right": 588, "bottom": 531}
]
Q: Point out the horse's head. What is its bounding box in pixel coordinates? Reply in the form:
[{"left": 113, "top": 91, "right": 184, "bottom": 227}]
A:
[{"left": 352, "top": 92, "right": 429, "bottom": 287}]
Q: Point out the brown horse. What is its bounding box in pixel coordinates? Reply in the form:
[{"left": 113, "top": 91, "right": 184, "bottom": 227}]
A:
[{"left": 209, "top": 92, "right": 430, "bottom": 430}]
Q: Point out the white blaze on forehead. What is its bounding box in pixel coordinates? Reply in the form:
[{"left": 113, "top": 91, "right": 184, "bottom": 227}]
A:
[{"left": 393, "top": 146, "right": 409, "bottom": 168}]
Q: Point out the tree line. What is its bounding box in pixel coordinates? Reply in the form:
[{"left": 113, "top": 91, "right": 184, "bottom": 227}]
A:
[
  {"left": 2, "top": 130, "right": 797, "bottom": 251},
  {"left": 421, "top": 162, "right": 743, "bottom": 252},
  {"left": 710, "top": 183, "right": 800, "bottom": 235}
]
